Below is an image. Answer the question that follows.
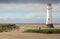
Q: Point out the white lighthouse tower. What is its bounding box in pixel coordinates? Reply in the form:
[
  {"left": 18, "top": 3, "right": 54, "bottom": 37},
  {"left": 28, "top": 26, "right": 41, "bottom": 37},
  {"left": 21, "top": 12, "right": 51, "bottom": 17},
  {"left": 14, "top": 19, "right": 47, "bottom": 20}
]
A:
[{"left": 46, "top": 0, "right": 54, "bottom": 28}]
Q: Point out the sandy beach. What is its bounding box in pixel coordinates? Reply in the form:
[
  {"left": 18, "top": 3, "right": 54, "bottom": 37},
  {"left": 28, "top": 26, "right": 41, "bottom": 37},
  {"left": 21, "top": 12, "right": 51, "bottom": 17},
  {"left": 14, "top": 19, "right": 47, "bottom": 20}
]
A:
[
  {"left": 0, "top": 30, "right": 60, "bottom": 39},
  {"left": 0, "top": 24, "right": 60, "bottom": 39}
]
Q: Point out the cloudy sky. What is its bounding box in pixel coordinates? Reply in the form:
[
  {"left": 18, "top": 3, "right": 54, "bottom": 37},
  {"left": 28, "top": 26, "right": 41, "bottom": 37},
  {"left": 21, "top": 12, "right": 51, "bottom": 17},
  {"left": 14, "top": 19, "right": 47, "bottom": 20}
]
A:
[{"left": 0, "top": 0, "right": 60, "bottom": 23}]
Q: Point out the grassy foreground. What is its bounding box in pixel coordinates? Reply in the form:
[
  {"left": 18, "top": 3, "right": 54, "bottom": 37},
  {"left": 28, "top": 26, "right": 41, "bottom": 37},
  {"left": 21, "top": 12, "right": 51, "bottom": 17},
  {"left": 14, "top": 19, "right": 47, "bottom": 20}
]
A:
[
  {"left": 23, "top": 29, "right": 60, "bottom": 34},
  {"left": 0, "top": 24, "right": 19, "bottom": 32}
]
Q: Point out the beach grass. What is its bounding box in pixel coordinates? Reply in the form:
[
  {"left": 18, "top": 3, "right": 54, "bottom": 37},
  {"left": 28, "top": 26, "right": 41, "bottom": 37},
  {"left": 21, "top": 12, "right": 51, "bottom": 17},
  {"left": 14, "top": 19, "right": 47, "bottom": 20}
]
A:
[
  {"left": 0, "top": 24, "right": 20, "bottom": 32},
  {"left": 23, "top": 29, "right": 60, "bottom": 34}
]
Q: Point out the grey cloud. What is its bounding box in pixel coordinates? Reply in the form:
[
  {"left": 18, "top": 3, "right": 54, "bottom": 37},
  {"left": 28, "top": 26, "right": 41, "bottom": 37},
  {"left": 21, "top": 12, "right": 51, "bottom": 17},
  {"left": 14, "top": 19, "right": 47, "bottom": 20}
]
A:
[{"left": 0, "top": 0, "right": 60, "bottom": 4}]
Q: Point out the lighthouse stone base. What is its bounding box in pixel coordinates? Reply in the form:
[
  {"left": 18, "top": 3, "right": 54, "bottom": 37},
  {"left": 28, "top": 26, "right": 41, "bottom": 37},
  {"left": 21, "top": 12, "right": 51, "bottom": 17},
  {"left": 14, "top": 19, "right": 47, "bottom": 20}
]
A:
[{"left": 46, "top": 24, "right": 54, "bottom": 28}]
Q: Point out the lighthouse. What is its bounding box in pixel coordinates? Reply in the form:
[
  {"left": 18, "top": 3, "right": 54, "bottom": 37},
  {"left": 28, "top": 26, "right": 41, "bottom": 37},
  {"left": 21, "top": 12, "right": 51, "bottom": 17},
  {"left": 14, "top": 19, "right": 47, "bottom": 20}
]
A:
[{"left": 46, "top": 0, "right": 54, "bottom": 28}]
